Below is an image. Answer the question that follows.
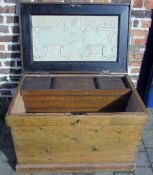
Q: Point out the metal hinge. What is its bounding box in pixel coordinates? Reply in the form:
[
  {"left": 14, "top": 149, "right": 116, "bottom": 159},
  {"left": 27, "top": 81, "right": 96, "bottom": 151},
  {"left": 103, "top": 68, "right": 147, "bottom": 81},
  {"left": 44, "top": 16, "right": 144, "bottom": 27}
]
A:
[{"left": 99, "top": 70, "right": 111, "bottom": 75}]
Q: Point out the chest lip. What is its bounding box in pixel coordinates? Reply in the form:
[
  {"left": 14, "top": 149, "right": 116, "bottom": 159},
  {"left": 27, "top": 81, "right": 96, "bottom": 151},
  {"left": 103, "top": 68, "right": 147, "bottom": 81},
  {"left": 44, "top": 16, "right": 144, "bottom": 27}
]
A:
[{"left": 20, "top": 3, "right": 130, "bottom": 74}]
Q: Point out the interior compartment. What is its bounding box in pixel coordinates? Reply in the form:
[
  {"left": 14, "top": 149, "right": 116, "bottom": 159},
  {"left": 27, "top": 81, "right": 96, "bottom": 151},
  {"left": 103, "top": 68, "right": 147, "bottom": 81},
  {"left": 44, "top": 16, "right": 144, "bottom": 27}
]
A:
[
  {"left": 20, "top": 75, "right": 133, "bottom": 113},
  {"left": 8, "top": 75, "right": 146, "bottom": 115},
  {"left": 22, "top": 76, "right": 129, "bottom": 90},
  {"left": 9, "top": 88, "right": 144, "bottom": 114}
]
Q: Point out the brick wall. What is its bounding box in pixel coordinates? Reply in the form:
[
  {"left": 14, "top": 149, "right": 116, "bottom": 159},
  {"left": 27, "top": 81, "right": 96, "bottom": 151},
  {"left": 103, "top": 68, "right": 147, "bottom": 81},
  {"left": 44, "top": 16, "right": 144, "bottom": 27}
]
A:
[{"left": 0, "top": 0, "right": 152, "bottom": 98}]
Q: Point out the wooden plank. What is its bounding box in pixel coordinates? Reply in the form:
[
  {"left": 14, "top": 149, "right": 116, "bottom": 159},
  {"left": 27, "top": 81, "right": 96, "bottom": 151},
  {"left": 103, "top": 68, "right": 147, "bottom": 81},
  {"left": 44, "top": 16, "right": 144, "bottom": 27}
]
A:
[
  {"left": 6, "top": 113, "right": 148, "bottom": 127},
  {"left": 24, "top": 96, "right": 129, "bottom": 109},
  {"left": 16, "top": 162, "right": 135, "bottom": 173},
  {"left": 23, "top": 74, "right": 125, "bottom": 78},
  {"left": 53, "top": 77, "right": 96, "bottom": 90},
  {"left": 125, "top": 75, "right": 148, "bottom": 113},
  {"left": 23, "top": 94, "right": 130, "bottom": 112},
  {"left": 6, "top": 76, "right": 25, "bottom": 114},
  {"left": 21, "top": 89, "right": 131, "bottom": 96},
  {"left": 8, "top": 91, "right": 26, "bottom": 114},
  {"left": 26, "top": 105, "right": 127, "bottom": 113},
  {"left": 22, "top": 77, "right": 52, "bottom": 90},
  {"left": 11, "top": 125, "right": 142, "bottom": 164},
  {"left": 21, "top": 89, "right": 130, "bottom": 96},
  {"left": 23, "top": 95, "right": 130, "bottom": 102},
  {"left": 126, "top": 91, "right": 143, "bottom": 112},
  {"left": 26, "top": 108, "right": 104, "bottom": 113},
  {"left": 96, "top": 77, "right": 129, "bottom": 90}
]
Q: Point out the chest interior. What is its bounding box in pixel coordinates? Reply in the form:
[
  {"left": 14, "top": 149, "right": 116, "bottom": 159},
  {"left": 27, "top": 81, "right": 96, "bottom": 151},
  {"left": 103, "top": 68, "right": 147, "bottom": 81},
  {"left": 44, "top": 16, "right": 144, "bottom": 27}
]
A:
[{"left": 9, "top": 74, "right": 145, "bottom": 115}]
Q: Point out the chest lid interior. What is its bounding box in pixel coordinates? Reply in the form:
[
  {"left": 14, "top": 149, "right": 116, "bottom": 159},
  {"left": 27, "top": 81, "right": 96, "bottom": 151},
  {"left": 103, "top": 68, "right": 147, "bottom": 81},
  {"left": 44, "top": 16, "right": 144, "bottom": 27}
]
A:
[{"left": 20, "top": 3, "right": 130, "bottom": 73}]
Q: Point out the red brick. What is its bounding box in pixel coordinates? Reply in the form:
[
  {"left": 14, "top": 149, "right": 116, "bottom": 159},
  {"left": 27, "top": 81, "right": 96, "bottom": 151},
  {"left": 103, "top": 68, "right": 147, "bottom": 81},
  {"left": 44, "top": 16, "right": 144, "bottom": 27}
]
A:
[
  {"left": 0, "top": 45, "right": 5, "bottom": 51},
  {"left": 129, "top": 53, "right": 134, "bottom": 59},
  {"left": 4, "top": 61, "right": 15, "bottom": 67},
  {"left": 0, "top": 6, "right": 16, "bottom": 14},
  {"left": 133, "top": 0, "right": 143, "bottom": 7},
  {"left": 0, "top": 82, "right": 18, "bottom": 88},
  {"left": 12, "top": 26, "right": 19, "bottom": 33},
  {"left": 129, "top": 61, "right": 142, "bottom": 67},
  {"left": 0, "top": 16, "right": 3, "bottom": 23},
  {"left": 8, "top": 44, "right": 20, "bottom": 51},
  {"left": 1, "top": 90, "right": 12, "bottom": 96},
  {"left": 129, "top": 52, "right": 144, "bottom": 59},
  {"left": 0, "top": 36, "right": 18, "bottom": 42},
  {"left": 135, "top": 53, "right": 144, "bottom": 59},
  {"left": 0, "top": 26, "right": 9, "bottom": 33},
  {"left": 133, "top": 20, "right": 139, "bottom": 28},
  {"left": 145, "top": 0, "right": 153, "bottom": 9},
  {"left": 7, "top": 16, "right": 19, "bottom": 23},
  {"left": 130, "top": 29, "right": 149, "bottom": 37},
  {"left": 141, "top": 20, "right": 151, "bottom": 28},
  {"left": 131, "top": 38, "right": 147, "bottom": 45},
  {"left": 0, "top": 52, "right": 20, "bottom": 58},
  {"left": 0, "top": 36, "right": 12, "bottom": 42},
  {"left": 132, "top": 10, "right": 151, "bottom": 18}
]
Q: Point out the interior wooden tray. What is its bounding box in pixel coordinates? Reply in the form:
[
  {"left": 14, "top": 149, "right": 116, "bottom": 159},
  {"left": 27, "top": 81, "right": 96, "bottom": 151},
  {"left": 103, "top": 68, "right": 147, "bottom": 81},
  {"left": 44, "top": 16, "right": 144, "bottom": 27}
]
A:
[
  {"left": 21, "top": 75, "right": 132, "bottom": 113},
  {"left": 8, "top": 74, "right": 147, "bottom": 115}
]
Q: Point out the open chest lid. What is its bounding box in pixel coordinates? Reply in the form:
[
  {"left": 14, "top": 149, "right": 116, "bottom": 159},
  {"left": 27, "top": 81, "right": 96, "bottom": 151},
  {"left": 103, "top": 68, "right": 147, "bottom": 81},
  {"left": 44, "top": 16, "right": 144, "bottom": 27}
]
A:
[{"left": 20, "top": 3, "right": 130, "bottom": 73}]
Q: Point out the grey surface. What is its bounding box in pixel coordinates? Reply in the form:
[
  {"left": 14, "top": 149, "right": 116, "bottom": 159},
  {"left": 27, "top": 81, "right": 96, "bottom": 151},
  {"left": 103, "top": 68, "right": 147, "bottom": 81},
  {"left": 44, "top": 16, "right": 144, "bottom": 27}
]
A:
[{"left": 1, "top": 109, "right": 153, "bottom": 175}]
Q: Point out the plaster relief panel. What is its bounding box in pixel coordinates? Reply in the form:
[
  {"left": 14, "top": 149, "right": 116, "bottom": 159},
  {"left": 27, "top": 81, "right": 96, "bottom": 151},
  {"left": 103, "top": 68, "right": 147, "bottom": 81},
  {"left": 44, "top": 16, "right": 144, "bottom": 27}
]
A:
[{"left": 32, "top": 15, "right": 118, "bottom": 61}]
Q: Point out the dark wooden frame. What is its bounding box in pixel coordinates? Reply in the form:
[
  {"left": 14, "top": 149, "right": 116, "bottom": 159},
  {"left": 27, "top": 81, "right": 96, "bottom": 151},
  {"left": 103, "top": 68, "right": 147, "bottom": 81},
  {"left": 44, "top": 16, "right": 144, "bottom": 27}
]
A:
[{"left": 20, "top": 3, "right": 130, "bottom": 73}]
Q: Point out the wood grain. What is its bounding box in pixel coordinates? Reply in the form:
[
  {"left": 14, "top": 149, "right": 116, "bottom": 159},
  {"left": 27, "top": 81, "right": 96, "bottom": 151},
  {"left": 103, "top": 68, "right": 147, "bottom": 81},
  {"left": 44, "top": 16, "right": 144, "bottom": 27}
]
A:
[
  {"left": 24, "top": 95, "right": 129, "bottom": 109},
  {"left": 21, "top": 89, "right": 130, "bottom": 96},
  {"left": 11, "top": 125, "right": 142, "bottom": 164},
  {"left": 16, "top": 162, "right": 135, "bottom": 173},
  {"left": 26, "top": 106, "right": 126, "bottom": 113},
  {"left": 7, "top": 114, "right": 147, "bottom": 127},
  {"left": 23, "top": 95, "right": 129, "bottom": 102},
  {"left": 125, "top": 75, "right": 148, "bottom": 113}
]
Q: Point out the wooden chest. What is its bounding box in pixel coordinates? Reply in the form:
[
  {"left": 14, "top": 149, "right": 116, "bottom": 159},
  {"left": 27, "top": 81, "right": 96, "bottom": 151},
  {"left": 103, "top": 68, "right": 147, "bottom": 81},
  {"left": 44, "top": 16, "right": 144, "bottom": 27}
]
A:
[{"left": 6, "top": 3, "right": 148, "bottom": 173}]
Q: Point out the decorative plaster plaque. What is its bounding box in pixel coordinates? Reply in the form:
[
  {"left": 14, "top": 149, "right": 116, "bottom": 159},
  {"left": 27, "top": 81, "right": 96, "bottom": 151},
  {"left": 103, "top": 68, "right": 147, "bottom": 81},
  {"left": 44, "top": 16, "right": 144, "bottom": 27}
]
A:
[{"left": 32, "top": 15, "right": 118, "bottom": 61}]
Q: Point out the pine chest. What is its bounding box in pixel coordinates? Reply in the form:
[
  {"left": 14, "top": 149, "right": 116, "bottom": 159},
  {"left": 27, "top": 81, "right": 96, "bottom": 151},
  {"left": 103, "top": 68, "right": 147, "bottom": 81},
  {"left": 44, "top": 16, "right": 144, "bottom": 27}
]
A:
[{"left": 6, "top": 3, "right": 148, "bottom": 173}]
